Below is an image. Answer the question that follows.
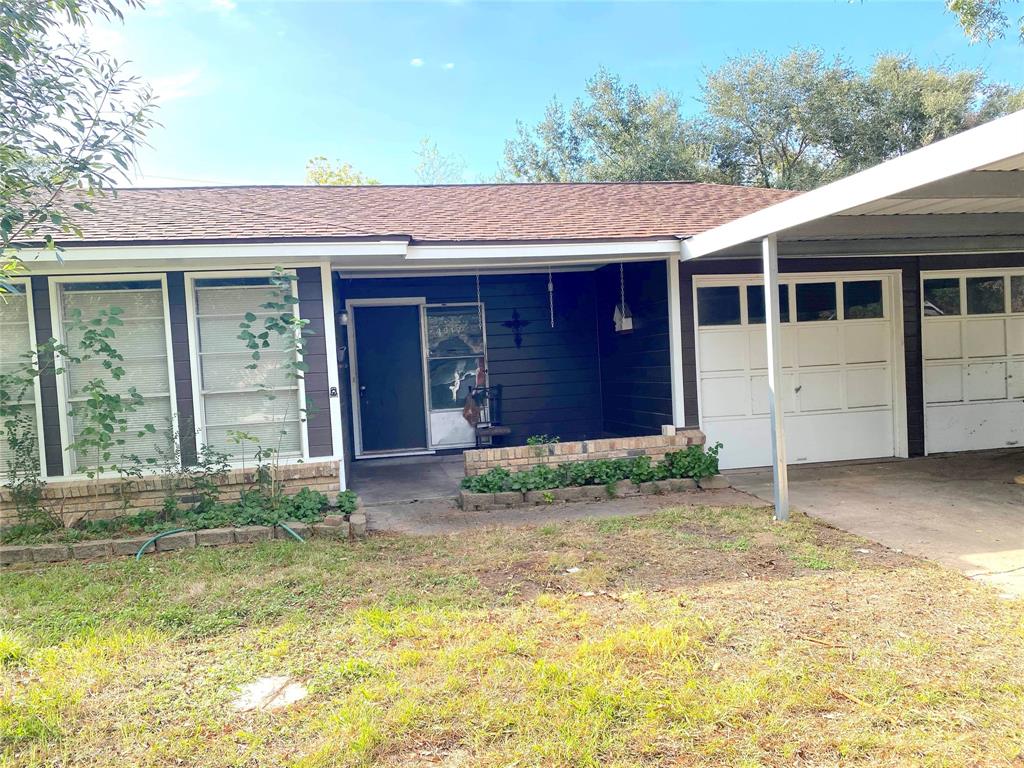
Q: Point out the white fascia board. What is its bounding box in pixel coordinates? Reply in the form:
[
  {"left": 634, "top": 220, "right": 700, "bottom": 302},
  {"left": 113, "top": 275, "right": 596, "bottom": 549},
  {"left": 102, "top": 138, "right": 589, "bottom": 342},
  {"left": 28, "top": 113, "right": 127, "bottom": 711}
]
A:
[
  {"left": 682, "top": 108, "right": 1024, "bottom": 260},
  {"left": 405, "top": 239, "right": 680, "bottom": 262},
  {"left": 18, "top": 240, "right": 409, "bottom": 264}
]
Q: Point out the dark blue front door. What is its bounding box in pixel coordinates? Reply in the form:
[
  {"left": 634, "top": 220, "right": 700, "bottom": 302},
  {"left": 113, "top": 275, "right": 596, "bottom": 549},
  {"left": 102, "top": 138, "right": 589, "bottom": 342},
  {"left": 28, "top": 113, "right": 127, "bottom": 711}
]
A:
[{"left": 354, "top": 304, "right": 428, "bottom": 454}]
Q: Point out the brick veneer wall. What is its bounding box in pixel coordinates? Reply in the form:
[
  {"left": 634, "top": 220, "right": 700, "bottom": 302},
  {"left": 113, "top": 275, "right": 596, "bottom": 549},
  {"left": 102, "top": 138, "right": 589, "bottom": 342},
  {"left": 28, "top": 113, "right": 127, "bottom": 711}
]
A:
[
  {"left": 0, "top": 459, "right": 340, "bottom": 527},
  {"left": 463, "top": 430, "right": 706, "bottom": 476}
]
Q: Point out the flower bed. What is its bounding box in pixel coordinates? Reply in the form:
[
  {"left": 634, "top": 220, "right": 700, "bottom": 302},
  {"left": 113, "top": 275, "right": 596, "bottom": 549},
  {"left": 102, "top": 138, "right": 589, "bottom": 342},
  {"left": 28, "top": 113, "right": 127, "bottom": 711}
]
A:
[
  {"left": 0, "top": 510, "right": 367, "bottom": 567},
  {"left": 458, "top": 444, "right": 729, "bottom": 511},
  {"left": 461, "top": 444, "right": 721, "bottom": 494},
  {"left": 1, "top": 489, "right": 362, "bottom": 555}
]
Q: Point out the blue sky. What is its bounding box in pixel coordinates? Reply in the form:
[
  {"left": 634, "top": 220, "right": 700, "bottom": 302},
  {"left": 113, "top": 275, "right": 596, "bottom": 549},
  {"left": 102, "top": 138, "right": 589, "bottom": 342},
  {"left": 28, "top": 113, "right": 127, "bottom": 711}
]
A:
[{"left": 93, "top": 1, "right": 1023, "bottom": 186}]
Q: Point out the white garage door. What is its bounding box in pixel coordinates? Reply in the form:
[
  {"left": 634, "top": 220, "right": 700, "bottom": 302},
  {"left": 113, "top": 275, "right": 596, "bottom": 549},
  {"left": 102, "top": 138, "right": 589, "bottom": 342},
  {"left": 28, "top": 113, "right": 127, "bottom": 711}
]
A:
[
  {"left": 923, "top": 270, "right": 1024, "bottom": 453},
  {"left": 695, "top": 272, "right": 903, "bottom": 469}
]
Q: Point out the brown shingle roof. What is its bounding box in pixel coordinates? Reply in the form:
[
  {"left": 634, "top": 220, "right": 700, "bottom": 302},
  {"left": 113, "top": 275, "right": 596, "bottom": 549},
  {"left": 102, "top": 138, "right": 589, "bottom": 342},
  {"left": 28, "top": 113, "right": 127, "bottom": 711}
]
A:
[{"left": 55, "top": 181, "right": 798, "bottom": 246}]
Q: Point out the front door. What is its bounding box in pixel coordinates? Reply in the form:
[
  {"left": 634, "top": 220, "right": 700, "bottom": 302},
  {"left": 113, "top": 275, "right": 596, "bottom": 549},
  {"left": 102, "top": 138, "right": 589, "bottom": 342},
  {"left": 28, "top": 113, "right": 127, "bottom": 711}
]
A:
[{"left": 353, "top": 304, "right": 428, "bottom": 454}]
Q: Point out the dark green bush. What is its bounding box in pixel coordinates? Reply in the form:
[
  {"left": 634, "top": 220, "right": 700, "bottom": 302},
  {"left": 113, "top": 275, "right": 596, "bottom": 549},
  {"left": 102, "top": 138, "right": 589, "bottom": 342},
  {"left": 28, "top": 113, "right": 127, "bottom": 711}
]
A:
[
  {"left": 460, "top": 443, "right": 722, "bottom": 494},
  {"left": 336, "top": 489, "right": 359, "bottom": 515}
]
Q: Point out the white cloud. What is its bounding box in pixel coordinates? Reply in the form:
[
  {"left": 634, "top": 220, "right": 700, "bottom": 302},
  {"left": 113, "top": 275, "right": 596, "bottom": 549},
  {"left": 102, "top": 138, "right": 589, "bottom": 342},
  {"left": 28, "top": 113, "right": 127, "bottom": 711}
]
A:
[
  {"left": 211, "top": 0, "right": 237, "bottom": 12},
  {"left": 410, "top": 57, "right": 424, "bottom": 67},
  {"left": 442, "top": 62, "right": 455, "bottom": 70},
  {"left": 151, "top": 68, "right": 203, "bottom": 103}
]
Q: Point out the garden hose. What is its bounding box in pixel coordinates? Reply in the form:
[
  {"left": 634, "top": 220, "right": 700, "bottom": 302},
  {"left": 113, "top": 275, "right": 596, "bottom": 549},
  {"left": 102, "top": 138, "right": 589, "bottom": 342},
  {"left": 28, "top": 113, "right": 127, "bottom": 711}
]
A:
[
  {"left": 276, "top": 522, "right": 306, "bottom": 543},
  {"left": 134, "top": 522, "right": 306, "bottom": 560},
  {"left": 135, "top": 528, "right": 190, "bottom": 560}
]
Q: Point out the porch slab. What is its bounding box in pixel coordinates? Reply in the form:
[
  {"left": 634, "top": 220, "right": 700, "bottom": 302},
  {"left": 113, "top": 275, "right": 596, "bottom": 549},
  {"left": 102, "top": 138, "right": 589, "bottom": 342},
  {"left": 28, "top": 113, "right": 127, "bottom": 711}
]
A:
[
  {"left": 727, "top": 450, "right": 1024, "bottom": 596},
  {"left": 350, "top": 454, "right": 464, "bottom": 505}
]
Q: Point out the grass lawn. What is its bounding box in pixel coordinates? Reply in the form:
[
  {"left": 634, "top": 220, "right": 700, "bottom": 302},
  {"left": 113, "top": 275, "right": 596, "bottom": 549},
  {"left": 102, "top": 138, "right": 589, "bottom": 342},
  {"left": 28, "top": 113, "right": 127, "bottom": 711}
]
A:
[{"left": 2, "top": 503, "right": 1022, "bottom": 767}]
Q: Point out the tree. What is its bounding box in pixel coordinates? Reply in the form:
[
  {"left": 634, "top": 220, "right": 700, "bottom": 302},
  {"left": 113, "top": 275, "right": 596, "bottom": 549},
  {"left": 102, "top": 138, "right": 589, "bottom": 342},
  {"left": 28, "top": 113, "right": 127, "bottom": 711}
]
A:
[
  {"left": 1, "top": 0, "right": 155, "bottom": 293},
  {"left": 947, "top": 0, "right": 1024, "bottom": 43},
  {"left": 305, "top": 156, "right": 379, "bottom": 185},
  {"left": 700, "top": 49, "right": 857, "bottom": 189},
  {"left": 414, "top": 138, "right": 466, "bottom": 185},
  {"left": 501, "top": 69, "right": 706, "bottom": 183},
  {"left": 700, "top": 49, "right": 1024, "bottom": 189}
]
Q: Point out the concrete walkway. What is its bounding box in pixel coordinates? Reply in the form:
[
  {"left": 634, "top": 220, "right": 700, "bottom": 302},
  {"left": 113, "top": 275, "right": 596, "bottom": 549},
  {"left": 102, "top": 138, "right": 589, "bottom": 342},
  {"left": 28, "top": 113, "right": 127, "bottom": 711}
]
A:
[
  {"left": 365, "top": 488, "right": 764, "bottom": 535},
  {"left": 727, "top": 450, "right": 1024, "bottom": 597}
]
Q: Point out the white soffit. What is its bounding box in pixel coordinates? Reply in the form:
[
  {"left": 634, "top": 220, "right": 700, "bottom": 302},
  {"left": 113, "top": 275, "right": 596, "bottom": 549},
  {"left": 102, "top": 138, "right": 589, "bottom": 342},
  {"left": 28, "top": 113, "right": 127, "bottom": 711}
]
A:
[{"left": 682, "top": 109, "right": 1024, "bottom": 259}]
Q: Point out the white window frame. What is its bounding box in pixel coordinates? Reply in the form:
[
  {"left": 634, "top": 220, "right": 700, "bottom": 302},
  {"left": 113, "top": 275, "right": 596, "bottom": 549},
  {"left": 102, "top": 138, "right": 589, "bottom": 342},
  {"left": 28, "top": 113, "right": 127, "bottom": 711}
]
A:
[
  {"left": 48, "top": 273, "right": 178, "bottom": 478},
  {"left": 1, "top": 276, "right": 48, "bottom": 477},
  {"left": 692, "top": 268, "right": 908, "bottom": 460},
  {"left": 184, "top": 269, "right": 309, "bottom": 466}
]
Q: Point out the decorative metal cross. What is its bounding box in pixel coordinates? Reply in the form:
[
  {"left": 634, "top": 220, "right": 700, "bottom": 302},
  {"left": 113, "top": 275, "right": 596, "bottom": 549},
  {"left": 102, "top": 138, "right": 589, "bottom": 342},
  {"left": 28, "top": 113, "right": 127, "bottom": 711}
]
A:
[{"left": 502, "top": 309, "right": 531, "bottom": 348}]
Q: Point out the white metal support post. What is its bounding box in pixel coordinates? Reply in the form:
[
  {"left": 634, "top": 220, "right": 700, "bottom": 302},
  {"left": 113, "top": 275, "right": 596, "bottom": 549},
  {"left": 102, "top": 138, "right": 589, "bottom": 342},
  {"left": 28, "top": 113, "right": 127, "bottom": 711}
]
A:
[
  {"left": 666, "top": 252, "right": 686, "bottom": 427},
  {"left": 761, "top": 235, "right": 790, "bottom": 521}
]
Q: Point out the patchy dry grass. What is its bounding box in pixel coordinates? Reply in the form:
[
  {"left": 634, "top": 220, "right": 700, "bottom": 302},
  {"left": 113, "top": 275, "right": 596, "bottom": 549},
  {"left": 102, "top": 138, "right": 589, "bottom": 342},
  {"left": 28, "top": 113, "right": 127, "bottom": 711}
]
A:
[{"left": 1, "top": 504, "right": 1022, "bottom": 767}]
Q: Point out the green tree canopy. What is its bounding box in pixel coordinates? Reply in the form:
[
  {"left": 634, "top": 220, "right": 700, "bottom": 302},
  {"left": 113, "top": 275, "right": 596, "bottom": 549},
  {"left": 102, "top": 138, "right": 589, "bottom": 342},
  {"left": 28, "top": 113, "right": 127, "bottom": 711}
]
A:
[
  {"left": 501, "top": 68, "right": 706, "bottom": 183},
  {"left": 414, "top": 138, "right": 466, "bottom": 184},
  {"left": 702, "top": 50, "right": 1024, "bottom": 188},
  {"left": 1, "top": 0, "right": 156, "bottom": 292},
  {"left": 305, "top": 156, "right": 380, "bottom": 185},
  {"left": 499, "top": 51, "right": 1024, "bottom": 190},
  {"left": 947, "top": 0, "right": 1024, "bottom": 42}
]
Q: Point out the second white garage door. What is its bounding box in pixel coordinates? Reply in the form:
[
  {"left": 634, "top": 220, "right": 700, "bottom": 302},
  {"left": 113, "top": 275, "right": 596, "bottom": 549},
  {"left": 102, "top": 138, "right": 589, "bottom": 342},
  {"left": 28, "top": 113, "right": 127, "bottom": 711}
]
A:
[
  {"left": 923, "top": 269, "right": 1024, "bottom": 453},
  {"left": 695, "top": 272, "right": 905, "bottom": 469}
]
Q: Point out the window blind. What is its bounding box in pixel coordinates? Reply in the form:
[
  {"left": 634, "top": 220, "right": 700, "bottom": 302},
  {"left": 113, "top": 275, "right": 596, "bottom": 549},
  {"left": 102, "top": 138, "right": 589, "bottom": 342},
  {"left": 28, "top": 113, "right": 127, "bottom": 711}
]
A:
[
  {"left": 193, "top": 280, "right": 302, "bottom": 459},
  {"left": 0, "top": 289, "right": 37, "bottom": 473},
  {"left": 60, "top": 283, "right": 173, "bottom": 472}
]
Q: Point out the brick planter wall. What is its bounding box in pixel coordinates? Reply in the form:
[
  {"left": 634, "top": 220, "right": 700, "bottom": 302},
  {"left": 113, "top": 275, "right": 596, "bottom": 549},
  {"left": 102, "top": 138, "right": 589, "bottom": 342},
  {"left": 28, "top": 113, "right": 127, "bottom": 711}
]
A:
[
  {"left": 0, "top": 460, "right": 340, "bottom": 528},
  {"left": 463, "top": 430, "right": 706, "bottom": 476}
]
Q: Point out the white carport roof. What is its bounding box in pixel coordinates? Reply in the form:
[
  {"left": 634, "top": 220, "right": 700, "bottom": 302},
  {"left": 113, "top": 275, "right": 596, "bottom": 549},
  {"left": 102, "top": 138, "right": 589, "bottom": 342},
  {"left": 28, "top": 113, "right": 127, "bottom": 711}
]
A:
[{"left": 682, "top": 108, "right": 1024, "bottom": 260}]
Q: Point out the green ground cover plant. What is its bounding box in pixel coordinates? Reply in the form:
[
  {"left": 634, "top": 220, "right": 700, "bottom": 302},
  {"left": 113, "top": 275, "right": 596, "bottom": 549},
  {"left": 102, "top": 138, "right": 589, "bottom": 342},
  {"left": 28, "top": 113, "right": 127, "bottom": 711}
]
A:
[{"left": 461, "top": 443, "right": 722, "bottom": 494}]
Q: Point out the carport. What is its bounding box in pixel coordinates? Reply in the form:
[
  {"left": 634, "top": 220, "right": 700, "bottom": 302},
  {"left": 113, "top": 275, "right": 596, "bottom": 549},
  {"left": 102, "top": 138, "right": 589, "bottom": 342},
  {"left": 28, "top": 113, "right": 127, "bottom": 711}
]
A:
[{"left": 681, "top": 108, "right": 1024, "bottom": 523}]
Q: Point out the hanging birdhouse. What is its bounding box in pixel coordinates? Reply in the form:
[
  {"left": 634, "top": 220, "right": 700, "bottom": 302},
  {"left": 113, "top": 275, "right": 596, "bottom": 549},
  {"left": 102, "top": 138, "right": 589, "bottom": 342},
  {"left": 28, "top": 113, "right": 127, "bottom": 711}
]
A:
[{"left": 613, "top": 301, "right": 634, "bottom": 333}]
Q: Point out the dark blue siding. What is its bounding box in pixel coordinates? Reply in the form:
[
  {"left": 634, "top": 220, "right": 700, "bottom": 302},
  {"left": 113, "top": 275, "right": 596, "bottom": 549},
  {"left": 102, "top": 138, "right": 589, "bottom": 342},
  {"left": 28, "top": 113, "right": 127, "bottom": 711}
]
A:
[{"left": 338, "top": 272, "right": 604, "bottom": 445}]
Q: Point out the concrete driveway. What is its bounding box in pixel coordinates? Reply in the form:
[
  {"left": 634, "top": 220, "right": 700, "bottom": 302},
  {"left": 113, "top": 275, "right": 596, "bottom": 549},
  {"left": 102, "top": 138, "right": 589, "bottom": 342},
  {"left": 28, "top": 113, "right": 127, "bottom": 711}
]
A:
[{"left": 728, "top": 450, "right": 1024, "bottom": 596}]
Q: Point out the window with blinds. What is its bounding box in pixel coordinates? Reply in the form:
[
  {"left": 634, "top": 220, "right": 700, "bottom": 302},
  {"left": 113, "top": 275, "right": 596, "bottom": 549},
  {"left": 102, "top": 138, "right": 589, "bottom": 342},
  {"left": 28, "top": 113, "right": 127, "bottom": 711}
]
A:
[
  {"left": 193, "top": 277, "right": 302, "bottom": 459},
  {"left": 59, "top": 280, "right": 174, "bottom": 472},
  {"left": 0, "top": 286, "right": 39, "bottom": 473}
]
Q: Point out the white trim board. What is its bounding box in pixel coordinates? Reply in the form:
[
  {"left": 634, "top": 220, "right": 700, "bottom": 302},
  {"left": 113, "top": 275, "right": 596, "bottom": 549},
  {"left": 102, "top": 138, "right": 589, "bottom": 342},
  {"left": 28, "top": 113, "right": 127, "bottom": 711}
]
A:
[{"left": 319, "top": 263, "right": 347, "bottom": 491}]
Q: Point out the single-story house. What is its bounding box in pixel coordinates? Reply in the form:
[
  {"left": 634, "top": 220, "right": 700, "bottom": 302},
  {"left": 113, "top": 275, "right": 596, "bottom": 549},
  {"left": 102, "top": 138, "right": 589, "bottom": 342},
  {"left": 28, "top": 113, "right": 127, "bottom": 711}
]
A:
[{"left": 2, "top": 108, "right": 1023, "bottom": 521}]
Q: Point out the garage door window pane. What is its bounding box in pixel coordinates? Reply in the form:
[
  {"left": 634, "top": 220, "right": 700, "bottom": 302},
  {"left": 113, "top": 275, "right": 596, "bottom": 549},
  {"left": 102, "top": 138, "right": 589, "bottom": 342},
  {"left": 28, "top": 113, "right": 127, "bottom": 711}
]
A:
[
  {"left": 843, "top": 280, "right": 883, "bottom": 319},
  {"left": 966, "top": 276, "right": 1005, "bottom": 315},
  {"left": 697, "top": 286, "right": 741, "bottom": 326},
  {"left": 796, "top": 283, "right": 837, "bottom": 322},
  {"left": 746, "top": 285, "right": 790, "bottom": 324},
  {"left": 1011, "top": 276, "right": 1024, "bottom": 313},
  {"left": 923, "top": 278, "right": 960, "bottom": 316}
]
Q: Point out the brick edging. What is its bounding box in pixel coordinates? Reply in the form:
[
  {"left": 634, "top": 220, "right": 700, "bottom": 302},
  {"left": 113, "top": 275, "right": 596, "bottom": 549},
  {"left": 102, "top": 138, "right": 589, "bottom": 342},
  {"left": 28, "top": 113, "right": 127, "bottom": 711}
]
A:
[
  {"left": 458, "top": 474, "right": 730, "bottom": 511},
  {"left": 0, "top": 512, "right": 367, "bottom": 567}
]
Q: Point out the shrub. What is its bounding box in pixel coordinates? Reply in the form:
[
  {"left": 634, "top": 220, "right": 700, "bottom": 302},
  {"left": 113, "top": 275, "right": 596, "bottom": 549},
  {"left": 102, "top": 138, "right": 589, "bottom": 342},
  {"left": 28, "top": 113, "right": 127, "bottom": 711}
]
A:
[
  {"left": 460, "top": 442, "right": 723, "bottom": 494},
  {"left": 337, "top": 489, "right": 359, "bottom": 515}
]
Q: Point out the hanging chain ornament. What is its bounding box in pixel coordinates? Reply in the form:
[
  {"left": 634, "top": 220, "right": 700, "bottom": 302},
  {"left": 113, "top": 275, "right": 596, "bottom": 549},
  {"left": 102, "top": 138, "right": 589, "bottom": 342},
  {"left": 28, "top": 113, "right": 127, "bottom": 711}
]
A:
[
  {"left": 475, "top": 271, "right": 483, "bottom": 331},
  {"left": 547, "top": 266, "right": 555, "bottom": 328},
  {"left": 619, "top": 262, "right": 626, "bottom": 310}
]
